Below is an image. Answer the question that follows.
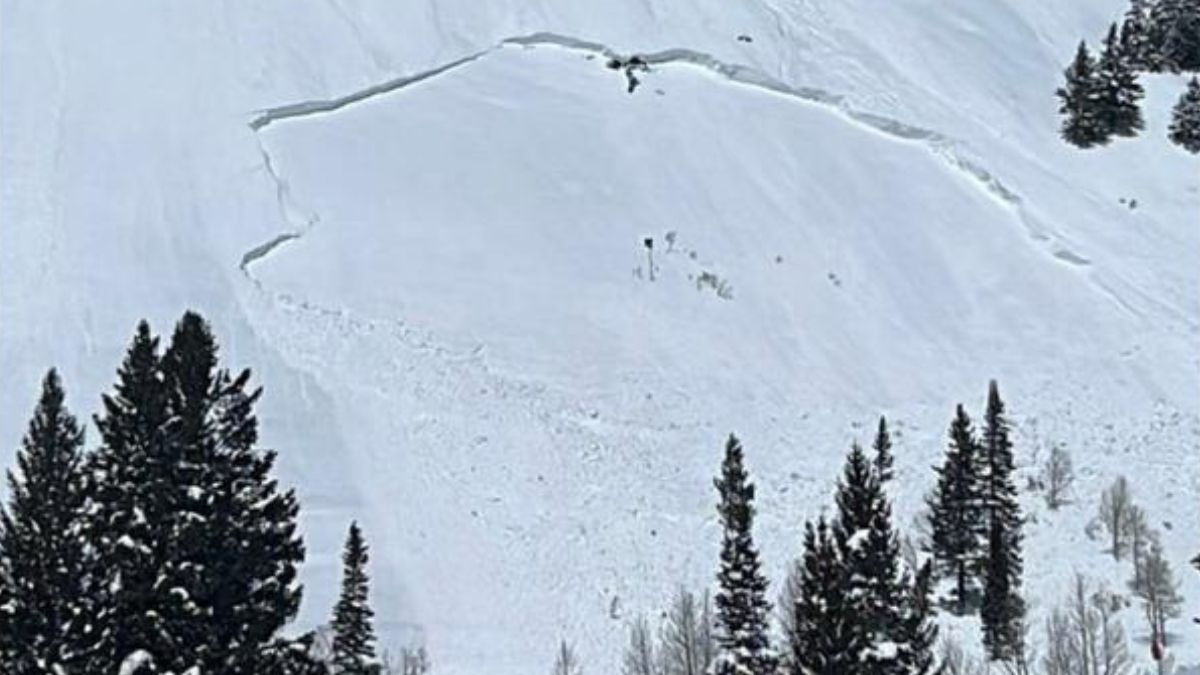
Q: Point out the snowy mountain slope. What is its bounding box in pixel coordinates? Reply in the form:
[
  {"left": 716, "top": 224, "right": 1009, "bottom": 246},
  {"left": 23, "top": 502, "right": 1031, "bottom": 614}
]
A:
[{"left": 2, "top": 1, "right": 1197, "bottom": 673}]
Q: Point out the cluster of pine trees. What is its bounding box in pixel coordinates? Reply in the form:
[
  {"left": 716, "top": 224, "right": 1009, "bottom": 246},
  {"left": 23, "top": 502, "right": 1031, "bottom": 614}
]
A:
[
  {"left": 926, "top": 383, "right": 1026, "bottom": 667},
  {"left": 1057, "top": 0, "right": 1200, "bottom": 152},
  {"left": 0, "top": 313, "right": 398, "bottom": 675},
  {"left": 614, "top": 384, "right": 1031, "bottom": 675}
]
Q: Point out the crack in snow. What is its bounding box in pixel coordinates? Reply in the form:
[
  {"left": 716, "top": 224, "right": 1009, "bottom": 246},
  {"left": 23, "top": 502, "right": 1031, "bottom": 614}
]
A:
[{"left": 240, "top": 30, "right": 1093, "bottom": 278}]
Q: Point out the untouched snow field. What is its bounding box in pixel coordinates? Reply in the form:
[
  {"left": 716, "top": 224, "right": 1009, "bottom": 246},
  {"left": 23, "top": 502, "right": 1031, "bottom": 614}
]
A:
[{"left": 2, "top": 1, "right": 1197, "bottom": 673}]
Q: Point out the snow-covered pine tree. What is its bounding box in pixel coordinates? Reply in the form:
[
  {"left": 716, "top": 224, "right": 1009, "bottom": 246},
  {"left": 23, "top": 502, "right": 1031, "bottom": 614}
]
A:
[
  {"left": 897, "top": 561, "right": 939, "bottom": 675},
  {"left": 80, "top": 320, "right": 191, "bottom": 674},
  {"left": 1121, "top": 0, "right": 1157, "bottom": 70},
  {"left": 331, "top": 522, "right": 380, "bottom": 675},
  {"left": 711, "top": 434, "right": 777, "bottom": 675},
  {"left": 0, "top": 370, "right": 89, "bottom": 674},
  {"left": 1151, "top": 0, "right": 1200, "bottom": 72},
  {"left": 1058, "top": 41, "right": 1111, "bottom": 148},
  {"left": 1098, "top": 22, "right": 1146, "bottom": 137},
  {"left": 784, "top": 517, "right": 862, "bottom": 675},
  {"left": 872, "top": 417, "right": 894, "bottom": 485},
  {"left": 1169, "top": 77, "right": 1200, "bottom": 152},
  {"left": 161, "top": 312, "right": 306, "bottom": 674},
  {"left": 833, "top": 442, "right": 908, "bottom": 674},
  {"left": 978, "top": 382, "right": 1026, "bottom": 667},
  {"left": 927, "top": 405, "right": 984, "bottom": 615}
]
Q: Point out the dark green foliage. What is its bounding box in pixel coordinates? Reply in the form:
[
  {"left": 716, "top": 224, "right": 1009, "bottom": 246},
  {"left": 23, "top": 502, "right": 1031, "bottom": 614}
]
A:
[
  {"left": 927, "top": 405, "right": 984, "bottom": 615},
  {"left": 1169, "top": 77, "right": 1200, "bottom": 152},
  {"left": 80, "top": 321, "right": 185, "bottom": 673},
  {"left": 331, "top": 522, "right": 380, "bottom": 675},
  {"left": 77, "top": 314, "right": 307, "bottom": 675},
  {"left": 872, "top": 417, "right": 894, "bottom": 484},
  {"left": 977, "top": 382, "right": 1025, "bottom": 665},
  {"left": 1098, "top": 23, "right": 1146, "bottom": 136},
  {"left": 0, "top": 371, "right": 89, "bottom": 674},
  {"left": 1151, "top": 0, "right": 1200, "bottom": 72},
  {"left": 162, "top": 312, "right": 307, "bottom": 675},
  {"left": 785, "top": 518, "right": 863, "bottom": 675},
  {"left": 980, "top": 522, "right": 1026, "bottom": 663},
  {"left": 899, "top": 561, "right": 940, "bottom": 675},
  {"left": 1057, "top": 42, "right": 1111, "bottom": 148},
  {"left": 712, "top": 435, "right": 777, "bottom": 675}
]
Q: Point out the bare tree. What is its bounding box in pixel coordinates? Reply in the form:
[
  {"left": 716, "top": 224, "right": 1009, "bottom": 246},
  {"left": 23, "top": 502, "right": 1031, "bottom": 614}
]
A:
[
  {"left": 382, "top": 647, "right": 430, "bottom": 675},
  {"left": 659, "top": 588, "right": 713, "bottom": 675},
  {"left": 1131, "top": 541, "right": 1183, "bottom": 644},
  {"left": 552, "top": 641, "right": 582, "bottom": 675},
  {"left": 1043, "top": 445, "right": 1075, "bottom": 510},
  {"left": 1098, "top": 477, "right": 1133, "bottom": 560},
  {"left": 939, "top": 636, "right": 990, "bottom": 675},
  {"left": 1040, "top": 574, "right": 1132, "bottom": 675},
  {"left": 1126, "top": 506, "right": 1155, "bottom": 594},
  {"left": 623, "top": 617, "right": 658, "bottom": 675}
]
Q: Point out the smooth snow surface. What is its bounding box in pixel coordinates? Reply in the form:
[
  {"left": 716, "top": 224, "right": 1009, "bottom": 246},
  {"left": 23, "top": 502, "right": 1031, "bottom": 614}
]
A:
[{"left": 2, "top": 2, "right": 1197, "bottom": 673}]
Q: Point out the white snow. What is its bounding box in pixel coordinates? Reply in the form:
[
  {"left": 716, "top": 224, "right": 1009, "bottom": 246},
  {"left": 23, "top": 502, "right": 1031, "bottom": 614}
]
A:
[{"left": 1, "top": 1, "right": 1197, "bottom": 674}]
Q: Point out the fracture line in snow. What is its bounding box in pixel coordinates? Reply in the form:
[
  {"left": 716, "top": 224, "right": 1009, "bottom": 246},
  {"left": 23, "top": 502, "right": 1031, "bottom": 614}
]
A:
[{"left": 240, "top": 30, "right": 1093, "bottom": 277}]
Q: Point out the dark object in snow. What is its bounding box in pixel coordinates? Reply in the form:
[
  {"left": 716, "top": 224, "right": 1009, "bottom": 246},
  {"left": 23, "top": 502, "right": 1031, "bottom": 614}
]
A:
[
  {"left": 643, "top": 237, "right": 654, "bottom": 249},
  {"left": 737, "top": 34, "right": 753, "bottom": 43},
  {"left": 644, "top": 237, "right": 656, "bottom": 281},
  {"left": 606, "top": 57, "right": 623, "bottom": 70}
]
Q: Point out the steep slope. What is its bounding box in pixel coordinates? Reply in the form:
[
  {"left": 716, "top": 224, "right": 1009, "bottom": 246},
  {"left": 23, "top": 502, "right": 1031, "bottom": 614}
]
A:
[{"left": 2, "top": 1, "right": 1196, "bottom": 674}]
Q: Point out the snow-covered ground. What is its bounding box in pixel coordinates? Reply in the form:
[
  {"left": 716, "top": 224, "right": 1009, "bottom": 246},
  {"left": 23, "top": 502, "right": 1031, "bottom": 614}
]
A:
[{"left": 2, "top": 1, "right": 1196, "bottom": 673}]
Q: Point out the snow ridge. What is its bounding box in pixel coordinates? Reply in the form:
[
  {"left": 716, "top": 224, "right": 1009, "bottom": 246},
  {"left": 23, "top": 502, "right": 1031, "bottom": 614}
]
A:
[{"left": 241, "top": 31, "right": 1091, "bottom": 276}]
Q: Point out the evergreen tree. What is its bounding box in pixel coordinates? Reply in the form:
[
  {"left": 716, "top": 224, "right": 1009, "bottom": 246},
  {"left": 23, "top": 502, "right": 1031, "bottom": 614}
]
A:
[
  {"left": 1151, "top": 0, "right": 1200, "bottom": 72},
  {"left": 927, "top": 405, "right": 984, "bottom": 615},
  {"left": 832, "top": 442, "right": 909, "bottom": 674},
  {"left": 161, "top": 312, "right": 307, "bottom": 674},
  {"left": 1121, "top": 0, "right": 1156, "bottom": 69},
  {"left": 0, "top": 370, "right": 89, "bottom": 674},
  {"left": 1169, "top": 77, "right": 1200, "bottom": 153},
  {"left": 712, "top": 434, "right": 777, "bottom": 675},
  {"left": 331, "top": 522, "right": 380, "bottom": 675},
  {"left": 977, "top": 382, "right": 1026, "bottom": 666},
  {"left": 785, "top": 518, "right": 862, "bottom": 675},
  {"left": 1058, "top": 41, "right": 1111, "bottom": 148},
  {"left": 979, "top": 381, "right": 1020, "bottom": 540},
  {"left": 79, "top": 320, "right": 189, "bottom": 674},
  {"left": 980, "top": 521, "right": 1026, "bottom": 664},
  {"left": 872, "top": 417, "right": 895, "bottom": 484},
  {"left": 1098, "top": 23, "right": 1146, "bottom": 136},
  {"left": 79, "top": 315, "right": 308, "bottom": 674},
  {"left": 897, "top": 561, "right": 939, "bottom": 675}
]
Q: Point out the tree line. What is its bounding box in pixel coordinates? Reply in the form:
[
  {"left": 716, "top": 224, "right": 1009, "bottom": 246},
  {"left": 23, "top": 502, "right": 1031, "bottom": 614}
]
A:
[
  {"left": 1057, "top": 0, "right": 1200, "bottom": 152},
  {"left": 0, "top": 313, "right": 401, "bottom": 675},
  {"left": 2, "top": 315, "right": 1195, "bottom": 674}
]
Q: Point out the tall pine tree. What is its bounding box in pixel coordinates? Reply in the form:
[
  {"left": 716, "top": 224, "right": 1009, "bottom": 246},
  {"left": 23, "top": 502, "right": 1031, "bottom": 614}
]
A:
[
  {"left": 0, "top": 370, "right": 89, "bottom": 674},
  {"left": 785, "top": 517, "right": 862, "bottom": 675},
  {"left": 977, "top": 382, "right": 1025, "bottom": 666},
  {"left": 712, "top": 434, "right": 777, "bottom": 675},
  {"left": 1098, "top": 22, "right": 1146, "bottom": 137},
  {"left": 161, "top": 312, "right": 307, "bottom": 674},
  {"left": 1058, "top": 41, "right": 1111, "bottom": 148},
  {"left": 872, "top": 417, "right": 894, "bottom": 485},
  {"left": 79, "top": 320, "right": 191, "bottom": 674},
  {"left": 1169, "top": 77, "right": 1200, "bottom": 152},
  {"left": 927, "top": 405, "right": 984, "bottom": 615},
  {"left": 833, "top": 442, "right": 911, "bottom": 674},
  {"left": 331, "top": 522, "right": 380, "bottom": 675},
  {"left": 1151, "top": 0, "right": 1200, "bottom": 72}
]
